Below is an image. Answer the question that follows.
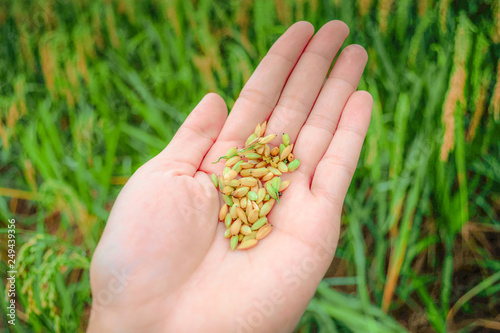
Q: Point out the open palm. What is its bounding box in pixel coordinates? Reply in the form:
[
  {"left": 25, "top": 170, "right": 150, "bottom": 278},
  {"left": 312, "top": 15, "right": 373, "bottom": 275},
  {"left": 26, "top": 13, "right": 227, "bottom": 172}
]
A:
[{"left": 89, "top": 20, "right": 372, "bottom": 333}]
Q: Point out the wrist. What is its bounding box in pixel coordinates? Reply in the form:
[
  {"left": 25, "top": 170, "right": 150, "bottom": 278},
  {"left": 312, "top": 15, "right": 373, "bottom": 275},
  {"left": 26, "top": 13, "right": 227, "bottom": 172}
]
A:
[{"left": 87, "top": 308, "right": 124, "bottom": 333}]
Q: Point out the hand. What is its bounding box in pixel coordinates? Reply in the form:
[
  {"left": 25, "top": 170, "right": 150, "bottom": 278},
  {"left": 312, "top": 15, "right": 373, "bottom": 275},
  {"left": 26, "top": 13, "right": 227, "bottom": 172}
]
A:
[{"left": 88, "top": 20, "right": 372, "bottom": 333}]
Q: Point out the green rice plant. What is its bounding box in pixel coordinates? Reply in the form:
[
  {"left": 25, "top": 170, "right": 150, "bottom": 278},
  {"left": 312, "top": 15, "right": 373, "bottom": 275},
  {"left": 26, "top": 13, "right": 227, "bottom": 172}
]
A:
[{"left": 1, "top": 233, "right": 90, "bottom": 332}]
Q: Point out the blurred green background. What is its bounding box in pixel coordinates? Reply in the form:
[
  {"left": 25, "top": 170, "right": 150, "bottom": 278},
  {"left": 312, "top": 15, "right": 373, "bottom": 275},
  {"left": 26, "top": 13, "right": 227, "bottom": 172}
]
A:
[{"left": 0, "top": 0, "right": 499, "bottom": 332}]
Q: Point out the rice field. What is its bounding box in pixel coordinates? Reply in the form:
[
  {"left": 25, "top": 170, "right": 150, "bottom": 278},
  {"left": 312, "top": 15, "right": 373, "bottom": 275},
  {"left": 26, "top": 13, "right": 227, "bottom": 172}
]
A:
[{"left": 0, "top": 0, "right": 499, "bottom": 332}]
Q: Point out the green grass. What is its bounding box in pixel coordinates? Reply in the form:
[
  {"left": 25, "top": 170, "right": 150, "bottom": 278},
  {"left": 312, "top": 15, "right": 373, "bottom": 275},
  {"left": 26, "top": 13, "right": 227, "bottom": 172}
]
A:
[{"left": 1, "top": 0, "right": 499, "bottom": 332}]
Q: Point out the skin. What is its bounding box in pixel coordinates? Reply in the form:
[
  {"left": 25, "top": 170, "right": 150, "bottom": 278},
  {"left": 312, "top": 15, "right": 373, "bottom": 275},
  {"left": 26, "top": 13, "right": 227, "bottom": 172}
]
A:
[{"left": 88, "top": 20, "right": 372, "bottom": 333}]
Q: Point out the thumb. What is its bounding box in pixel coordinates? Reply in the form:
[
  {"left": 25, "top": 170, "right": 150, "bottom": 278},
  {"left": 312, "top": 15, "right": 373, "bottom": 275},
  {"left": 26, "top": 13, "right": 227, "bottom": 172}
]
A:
[{"left": 154, "top": 93, "right": 227, "bottom": 175}]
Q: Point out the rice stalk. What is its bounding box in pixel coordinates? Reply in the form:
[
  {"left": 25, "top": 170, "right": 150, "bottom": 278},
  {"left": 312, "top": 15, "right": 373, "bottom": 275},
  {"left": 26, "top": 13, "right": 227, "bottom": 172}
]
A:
[
  {"left": 378, "top": 0, "right": 394, "bottom": 33},
  {"left": 358, "top": 0, "right": 372, "bottom": 17},
  {"left": 193, "top": 55, "right": 216, "bottom": 91},
  {"left": 467, "top": 74, "right": 490, "bottom": 141},
  {"left": 166, "top": 0, "right": 182, "bottom": 37},
  {"left": 39, "top": 36, "right": 57, "bottom": 97},
  {"left": 274, "top": 0, "right": 291, "bottom": 26},
  {"left": 417, "top": 0, "right": 428, "bottom": 17},
  {"left": 76, "top": 43, "right": 90, "bottom": 84},
  {"left": 0, "top": 2, "right": 7, "bottom": 26},
  {"left": 92, "top": 6, "right": 104, "bottom": 49},
  {"left": 0, "top": 117, "right": 9, "bottom": 149},
  {"left": 23, "top": 159, "right": 38, "bottom": 193},
  {"left": 6, "top": 103, "right": 19, "bottom": 130},
  {"left": 19, "top": 26, "right": 36, "bottom": 71},
  {"left": 105, "top": 3, "right": 120, "bottom": 48},
  {"left": 15, "top": 77, "right": 27, "bottom": 116},
  {"left": 308, "top": 0, "right": 318, "bottom": 13},
  {"left": 117, "top": 0, "right": 135, "bottom": 23},
  {"left": 439, "top": 0, "right": 451, "bottom": 32},
  {"left": 492, "top": 0, "right": 500, "bottom": 43},
  {"left": 440, "top": 15, "right": 472, "bottom": 161},
  {"left": 236, "top": 0, "right": 253, "bottom": 53},
  {"left": 491, "top": 59, "right": 500, "bottom": 121},
  {"left": 0, "top": 187, "right": 39, "bottom": 201},
  {"left": 65, "top": 59, "right": 79, "bottom": 88}
]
